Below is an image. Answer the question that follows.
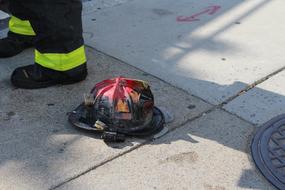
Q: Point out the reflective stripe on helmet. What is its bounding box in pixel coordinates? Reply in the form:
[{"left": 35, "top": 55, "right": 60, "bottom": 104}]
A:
[
  {"left": 35, "top": 46, "right": 87, "bottom": 71},
  {"left": 9, "top": 16, "right": 36, "bottom": 36}
]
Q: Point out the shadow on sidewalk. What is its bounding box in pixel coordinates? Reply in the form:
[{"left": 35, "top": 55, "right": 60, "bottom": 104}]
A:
[
  {"left": 0, "top": 0, "right": 281, "bottom": 189},
  {"left": 1, "top": 53, "right": 283, "bottom": 188}
]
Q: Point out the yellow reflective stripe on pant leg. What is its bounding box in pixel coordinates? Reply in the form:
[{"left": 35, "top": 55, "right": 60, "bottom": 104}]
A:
[
  {"left": 9, "top": 16, "right": 36, "bottom": 36},
  {"left": 35, "top": 46, "right": 87, "bottom": 71}
]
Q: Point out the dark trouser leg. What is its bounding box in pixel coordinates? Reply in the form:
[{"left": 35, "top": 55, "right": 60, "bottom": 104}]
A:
[
  {"left": 10, "top": 0, "right": 87, "bottom": 89},
  {"left": 8, "top": 0, "right": 36, "bottom": 36},
  {"left": 27, "top": 0, "right": 86, "bottom": 71},
  {"left": 0, "top": 0, "right": 35, "bottom": 58}
]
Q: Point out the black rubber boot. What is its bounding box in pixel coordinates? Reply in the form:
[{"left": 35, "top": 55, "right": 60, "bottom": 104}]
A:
[
  {"left": 0, "top": 32, "right": 35, "bottom": 58},
  {"left": 11, "top": 63, "right": 88, "bottom": 89}
]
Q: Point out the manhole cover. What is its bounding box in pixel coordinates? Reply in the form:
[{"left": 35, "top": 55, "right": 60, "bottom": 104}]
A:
[{"left": 251, "top": 114, "right": 285, "bottom": 190}]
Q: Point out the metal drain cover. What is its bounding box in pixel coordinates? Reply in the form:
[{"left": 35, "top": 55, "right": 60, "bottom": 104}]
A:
[{"left": 251, "top": 114, "right": 285, "bottom": 190}]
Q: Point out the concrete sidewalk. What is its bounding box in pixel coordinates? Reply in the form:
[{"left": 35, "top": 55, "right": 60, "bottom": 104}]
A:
[
  {"left": 58, "top": 109, "right": 271, "bottom": 190},
  {"left": 0, "top": 48, "right": 211, "bottom": 189},
  {"left": 1, "top": 0, "right": 285, "bottom": 189}
]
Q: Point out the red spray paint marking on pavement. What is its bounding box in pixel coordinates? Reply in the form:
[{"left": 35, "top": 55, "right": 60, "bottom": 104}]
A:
[{"left": 177, "top": 5, "right": 221, "bottom": 23}]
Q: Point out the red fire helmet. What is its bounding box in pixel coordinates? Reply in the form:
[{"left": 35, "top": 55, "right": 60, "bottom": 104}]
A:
[{"left": 69, "top": 77, "right": 165, "bottom": 138}]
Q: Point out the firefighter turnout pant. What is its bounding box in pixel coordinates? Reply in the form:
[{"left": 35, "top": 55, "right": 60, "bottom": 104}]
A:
[{"left": 8, "top": 0, "right": 86, "bottom": 71}]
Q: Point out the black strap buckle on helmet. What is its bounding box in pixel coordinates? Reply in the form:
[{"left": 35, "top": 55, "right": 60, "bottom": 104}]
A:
[
  {"left": 101, "top": 131, "right": 126, "bottom": 143},
  {"left": 68, "top": 103, "right": 165, "bottom": 143}
]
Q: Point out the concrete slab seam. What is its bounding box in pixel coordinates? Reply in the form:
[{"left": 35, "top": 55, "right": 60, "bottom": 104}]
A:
[
  {"left": 84, "top": 44, "right": 279, "bottom": 127},
  {"left": 37, "top": 55, "right": 275, "bottom": 189},
  {"left": 50, "top": 105, "right": 216, "bottom": 189},
  {"left": 86, "top": 44, "right": 285, "bottom": 115},
  {"left": 49, "top": 46, "right": 285, "bottom": 189},
  {"left": 50, "top": 103, "right": 262, "bottom": 190},
  {"left": 221, "top": 66, "right": 285, "bottom": 107}
]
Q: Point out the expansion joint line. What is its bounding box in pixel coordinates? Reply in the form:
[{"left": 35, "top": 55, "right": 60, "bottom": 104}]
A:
[{"left": 52, "top": 46, "right": 284, "bottom": 189}]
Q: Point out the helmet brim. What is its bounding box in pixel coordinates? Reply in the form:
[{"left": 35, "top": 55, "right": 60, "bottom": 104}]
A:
[{"left": 68, "top": 103, "right": 165, "bottom": 137}]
